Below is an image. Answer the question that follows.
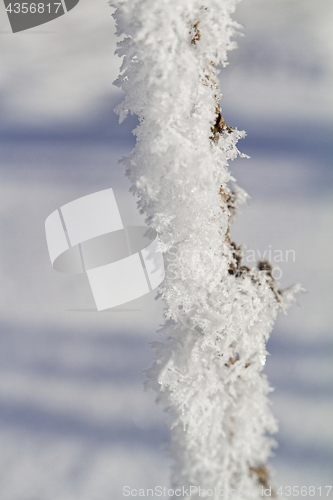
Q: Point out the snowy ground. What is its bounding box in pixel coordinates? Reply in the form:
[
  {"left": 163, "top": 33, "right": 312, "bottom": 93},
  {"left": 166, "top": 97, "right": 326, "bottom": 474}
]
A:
[
  {"left": 0, "top": 136, "right": 331, "bottom": 499},
  {"left": 0, "top": 0, "right": 332, "bottom": 499}
]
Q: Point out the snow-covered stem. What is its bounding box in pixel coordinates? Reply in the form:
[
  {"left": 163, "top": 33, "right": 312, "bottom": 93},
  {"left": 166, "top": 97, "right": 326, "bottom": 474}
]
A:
[{"left": 111, "top": 1, "right": 301, "bottom": 498}]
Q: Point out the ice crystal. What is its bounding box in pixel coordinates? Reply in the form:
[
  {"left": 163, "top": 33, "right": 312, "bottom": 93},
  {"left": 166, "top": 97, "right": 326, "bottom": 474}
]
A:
[{"left": 111, "top": 1, "right": 301, "bottom": 497}]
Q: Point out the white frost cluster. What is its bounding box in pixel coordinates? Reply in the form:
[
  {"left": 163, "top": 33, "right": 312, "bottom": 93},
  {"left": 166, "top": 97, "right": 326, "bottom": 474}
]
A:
[{"left": 111, "top": 0, "right": 301, "bottom": 497}]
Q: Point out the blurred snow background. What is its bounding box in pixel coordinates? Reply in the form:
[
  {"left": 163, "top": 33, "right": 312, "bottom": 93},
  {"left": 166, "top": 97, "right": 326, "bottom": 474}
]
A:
[{"left": 0, "top": 0, "right": 332, "bottom": 498}]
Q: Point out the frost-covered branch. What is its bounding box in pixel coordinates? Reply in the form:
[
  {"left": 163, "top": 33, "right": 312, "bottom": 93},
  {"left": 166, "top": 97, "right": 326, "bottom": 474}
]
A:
[{"left": 111, "top": 1, "right": 301, "bottom": 498}]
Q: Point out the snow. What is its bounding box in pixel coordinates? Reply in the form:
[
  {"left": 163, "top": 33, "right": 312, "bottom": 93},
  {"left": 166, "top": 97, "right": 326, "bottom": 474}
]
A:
[{"left": 110, "top": 0, "right": 304, "bottom": 496}]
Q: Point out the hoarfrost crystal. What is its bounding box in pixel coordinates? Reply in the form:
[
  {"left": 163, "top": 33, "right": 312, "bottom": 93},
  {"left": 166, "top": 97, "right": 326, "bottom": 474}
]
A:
[{"left": 111, "top": 0, "right": 301, "bottom": 497}]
